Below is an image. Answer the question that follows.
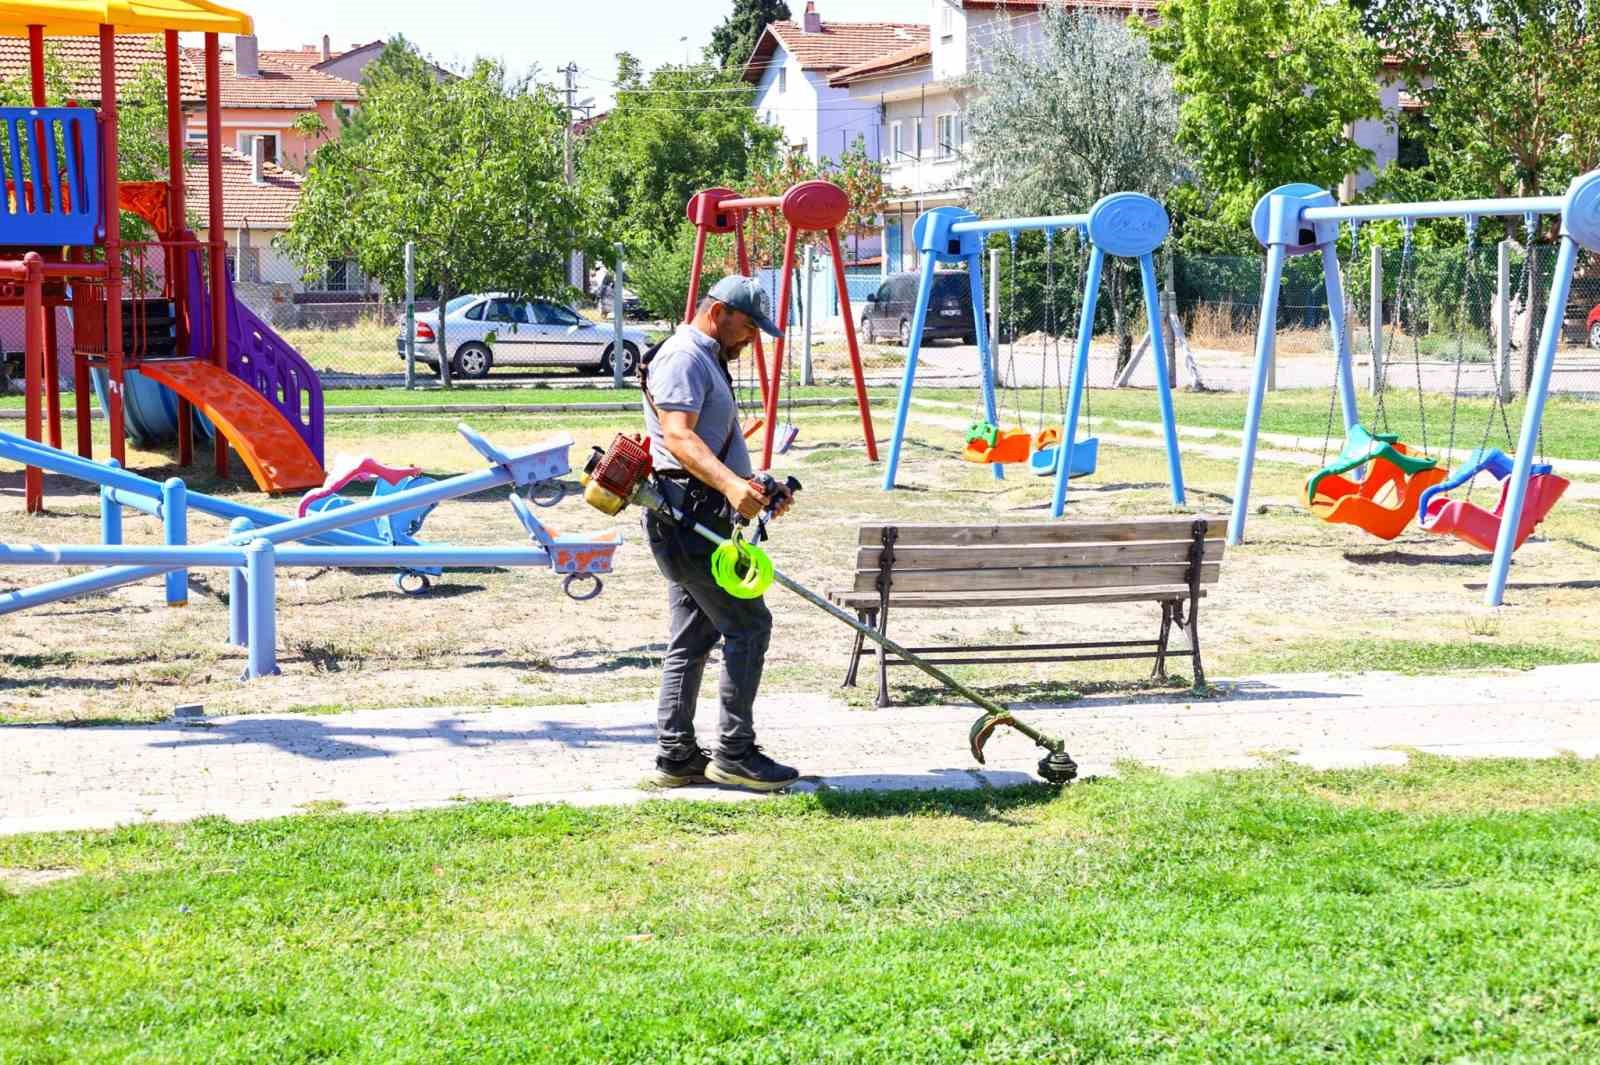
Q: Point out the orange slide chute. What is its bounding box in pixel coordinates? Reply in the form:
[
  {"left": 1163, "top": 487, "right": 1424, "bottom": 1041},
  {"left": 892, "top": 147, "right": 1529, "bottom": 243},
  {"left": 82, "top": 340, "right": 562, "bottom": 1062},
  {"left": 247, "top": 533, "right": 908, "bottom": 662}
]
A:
[{"left": 138, "top": 359, "right": 323, "bottom": 492}]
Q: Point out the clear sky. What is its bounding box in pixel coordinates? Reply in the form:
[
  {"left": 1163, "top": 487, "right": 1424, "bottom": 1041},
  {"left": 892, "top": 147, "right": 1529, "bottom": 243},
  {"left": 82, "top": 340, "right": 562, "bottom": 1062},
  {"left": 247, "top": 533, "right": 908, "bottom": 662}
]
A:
[{"left": 239, "top": 0, "right": 930, "bottom": 107}]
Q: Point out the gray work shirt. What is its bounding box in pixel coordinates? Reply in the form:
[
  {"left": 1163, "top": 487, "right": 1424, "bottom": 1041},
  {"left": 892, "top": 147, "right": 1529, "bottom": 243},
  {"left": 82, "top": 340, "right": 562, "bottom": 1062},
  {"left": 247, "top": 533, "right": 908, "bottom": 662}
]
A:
[{"left": 641, "top": 323, "right": 752, "bottom": 479}]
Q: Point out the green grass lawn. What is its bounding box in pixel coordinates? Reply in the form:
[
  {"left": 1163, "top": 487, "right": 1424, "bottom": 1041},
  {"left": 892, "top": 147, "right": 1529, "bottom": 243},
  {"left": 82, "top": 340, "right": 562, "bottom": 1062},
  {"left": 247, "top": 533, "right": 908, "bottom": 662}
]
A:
[{"left": 5, "top": 755, "right": 1600, "bottom": 1062}]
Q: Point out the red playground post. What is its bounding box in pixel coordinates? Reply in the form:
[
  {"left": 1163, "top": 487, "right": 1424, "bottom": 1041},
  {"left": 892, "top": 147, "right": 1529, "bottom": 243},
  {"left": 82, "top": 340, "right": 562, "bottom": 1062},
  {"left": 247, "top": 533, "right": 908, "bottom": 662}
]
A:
[{"left": 682, "top": 181, "right": 879, "bottom": 470}]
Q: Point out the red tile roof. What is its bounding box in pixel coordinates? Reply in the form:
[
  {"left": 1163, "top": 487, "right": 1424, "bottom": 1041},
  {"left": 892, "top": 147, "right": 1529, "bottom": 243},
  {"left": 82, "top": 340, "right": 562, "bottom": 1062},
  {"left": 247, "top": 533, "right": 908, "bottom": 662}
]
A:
[
  {"left": 963, "top": 0, "right": 1158, "bottom": 10},
  {"left": 827, "top": 43, "right": 932, "bottom": 86},
  {"left": 0, "top": 35, "right": 204, "bottom": 103},
  {"left": 181, "top": 45, "right": 361, "bottom": 109},
  {"left": 185, "top": 145, "right": 304, "bottom": 229},
  {"left": 743, "top": 20, "right": 929, "bottom": 83}
]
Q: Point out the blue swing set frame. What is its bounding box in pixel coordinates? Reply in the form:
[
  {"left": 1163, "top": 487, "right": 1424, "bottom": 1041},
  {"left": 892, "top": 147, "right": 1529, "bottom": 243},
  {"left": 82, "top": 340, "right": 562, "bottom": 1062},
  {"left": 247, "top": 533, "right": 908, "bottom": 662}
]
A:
[
  {"left": 1228, "top": 169, "right": 1600, "bottom": 606},
  {"left": 880, "top": 192, "right": 1188, "bottom": 518}
]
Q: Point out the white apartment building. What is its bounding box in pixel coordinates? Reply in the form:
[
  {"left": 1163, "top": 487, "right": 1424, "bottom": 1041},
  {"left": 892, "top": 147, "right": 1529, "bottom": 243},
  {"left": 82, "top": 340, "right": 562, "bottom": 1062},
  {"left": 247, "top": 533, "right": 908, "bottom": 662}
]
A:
[{"left": 751, "top": 0, "right": 1413, "bottom": 272}]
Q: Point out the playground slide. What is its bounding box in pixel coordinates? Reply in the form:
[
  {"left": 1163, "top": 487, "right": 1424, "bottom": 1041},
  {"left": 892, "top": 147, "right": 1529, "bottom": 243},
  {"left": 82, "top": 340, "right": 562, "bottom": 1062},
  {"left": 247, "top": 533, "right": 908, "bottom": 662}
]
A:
[
  {"left": 90, "top": 366, "right": 213, "bottom": 449},
  {"left": 138, "top": 359, "right": 323, "bottom": 491}
]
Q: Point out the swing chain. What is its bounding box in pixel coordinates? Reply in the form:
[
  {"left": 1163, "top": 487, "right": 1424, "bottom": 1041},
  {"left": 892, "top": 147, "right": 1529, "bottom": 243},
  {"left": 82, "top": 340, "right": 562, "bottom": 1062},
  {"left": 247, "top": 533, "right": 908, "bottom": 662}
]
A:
[
  {"left": 1040, "top": 226, "right": 1054, "bottom": 433},
  {"left": 1005, "top": 231, "right": 1024, "bottom": 432},
  {"left": 1443, "top": 215, "right": 1478, "bottom": 466}
]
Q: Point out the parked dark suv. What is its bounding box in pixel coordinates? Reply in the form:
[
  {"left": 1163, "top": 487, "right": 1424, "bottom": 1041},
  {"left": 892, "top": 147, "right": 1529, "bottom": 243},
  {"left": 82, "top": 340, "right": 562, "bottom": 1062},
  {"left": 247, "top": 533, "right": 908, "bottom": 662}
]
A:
[{"left": 861, "top": 270, "right": 976, "bottom": 346}]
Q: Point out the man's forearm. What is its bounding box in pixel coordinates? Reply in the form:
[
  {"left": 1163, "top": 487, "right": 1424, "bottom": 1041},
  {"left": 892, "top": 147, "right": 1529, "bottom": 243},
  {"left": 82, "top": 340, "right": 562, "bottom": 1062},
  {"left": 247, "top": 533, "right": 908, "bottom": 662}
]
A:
[{"left": 663, "top": 429, "right": 743, "bottom": 496}]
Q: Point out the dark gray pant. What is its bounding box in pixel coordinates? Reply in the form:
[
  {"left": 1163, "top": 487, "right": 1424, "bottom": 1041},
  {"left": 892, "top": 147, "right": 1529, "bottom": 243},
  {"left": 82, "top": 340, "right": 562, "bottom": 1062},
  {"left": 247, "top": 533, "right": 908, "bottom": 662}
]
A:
[{"left": 645, "top": 511, "right": 772, "bottom": 760}]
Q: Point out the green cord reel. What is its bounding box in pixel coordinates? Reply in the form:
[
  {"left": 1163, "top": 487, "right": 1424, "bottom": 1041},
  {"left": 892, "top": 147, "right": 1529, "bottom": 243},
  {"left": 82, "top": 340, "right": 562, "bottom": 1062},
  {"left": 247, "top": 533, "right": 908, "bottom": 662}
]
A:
[{"left": 710, "top": 531, "right": 774, "bottom": 598}]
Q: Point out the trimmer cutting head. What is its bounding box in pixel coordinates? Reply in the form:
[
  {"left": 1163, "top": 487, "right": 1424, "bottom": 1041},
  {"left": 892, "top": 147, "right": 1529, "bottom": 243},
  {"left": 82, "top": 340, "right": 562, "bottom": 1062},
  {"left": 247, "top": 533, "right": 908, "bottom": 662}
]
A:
[
  {"left": 1038, "top": 750, "right": 1079, "bottom": 784},
  {"left": 970, "top": 710, "right": 1078, "bottom": 785}
]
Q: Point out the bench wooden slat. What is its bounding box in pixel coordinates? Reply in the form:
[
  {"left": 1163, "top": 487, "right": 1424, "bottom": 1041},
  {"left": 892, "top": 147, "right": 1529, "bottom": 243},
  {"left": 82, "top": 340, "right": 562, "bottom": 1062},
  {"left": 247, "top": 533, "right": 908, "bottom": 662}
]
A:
[
  {"left": 850, "top": 562, "right": 1221, "bottom": 595},
  {"left": 856, "top": 539, "right": 1224, "bottom": 573},
  {"left": 856, "top": 516, "right": 1225, "bottom": 547},
  {"left": 828, "top": 585, "right": 1206, "bottom": 609}
]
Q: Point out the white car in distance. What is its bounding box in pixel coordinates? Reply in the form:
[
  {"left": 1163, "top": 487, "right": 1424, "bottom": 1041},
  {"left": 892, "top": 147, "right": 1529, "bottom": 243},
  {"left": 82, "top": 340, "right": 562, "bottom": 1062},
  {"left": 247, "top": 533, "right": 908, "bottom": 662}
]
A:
[{"left": 397, "top": 294, "right": 650, "bottom": 379}]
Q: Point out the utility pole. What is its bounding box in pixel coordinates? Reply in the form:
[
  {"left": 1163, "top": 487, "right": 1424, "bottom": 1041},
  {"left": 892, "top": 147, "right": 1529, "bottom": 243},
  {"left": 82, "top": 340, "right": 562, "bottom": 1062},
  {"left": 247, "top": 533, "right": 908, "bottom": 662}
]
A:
[{"left": 560, "top": 61, "right": 578, "bottom": 186}]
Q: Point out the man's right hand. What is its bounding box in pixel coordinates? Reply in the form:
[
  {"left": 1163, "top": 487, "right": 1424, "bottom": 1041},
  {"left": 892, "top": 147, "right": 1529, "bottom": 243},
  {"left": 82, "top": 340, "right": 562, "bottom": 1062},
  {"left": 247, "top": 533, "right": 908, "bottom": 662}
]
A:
[{"left": 724, "top": 477, "right": 771, "bottom": 522}]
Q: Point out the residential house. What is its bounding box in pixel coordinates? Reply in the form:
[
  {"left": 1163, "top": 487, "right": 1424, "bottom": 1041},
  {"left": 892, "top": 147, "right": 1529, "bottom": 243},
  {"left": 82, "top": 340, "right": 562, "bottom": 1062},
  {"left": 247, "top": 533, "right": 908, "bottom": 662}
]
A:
[
  {"left": 742, "top": 2, "right": 928, "bottom": 167},
  {"left": 185, "top": 143, "right": 372, "bottom": 322},
  {"left": 802, "top": 1, "right": 1415, "bottom": 270},
  {"left": 181, "top": 35, "right": 363, "bottom": 173}
]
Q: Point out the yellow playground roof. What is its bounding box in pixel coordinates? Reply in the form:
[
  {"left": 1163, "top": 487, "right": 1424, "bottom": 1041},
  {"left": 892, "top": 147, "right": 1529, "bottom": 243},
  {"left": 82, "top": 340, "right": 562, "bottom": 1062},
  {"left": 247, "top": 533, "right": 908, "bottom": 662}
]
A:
[{"left": 0, "top": 0, "right": 252, "bottom": 36}]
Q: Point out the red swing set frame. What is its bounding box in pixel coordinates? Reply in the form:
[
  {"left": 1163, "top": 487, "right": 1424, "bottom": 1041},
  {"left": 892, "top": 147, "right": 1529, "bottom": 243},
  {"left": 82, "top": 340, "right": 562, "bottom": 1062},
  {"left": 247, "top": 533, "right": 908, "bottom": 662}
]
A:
[{"left": 682, "top": 180, "right": 878, "bottom": 471}]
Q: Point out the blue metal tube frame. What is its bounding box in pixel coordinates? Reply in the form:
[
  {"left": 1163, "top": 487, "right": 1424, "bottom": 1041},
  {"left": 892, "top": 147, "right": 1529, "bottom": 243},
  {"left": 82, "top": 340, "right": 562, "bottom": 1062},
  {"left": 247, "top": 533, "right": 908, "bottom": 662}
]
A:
[
  {"left": 99, "top": 482, "right": 122, "bottom": 546},
  {"left": 1485, "top": 233, "right": 1579, "bottom": 606},
  {"left": 0, "top": 544, "right": 560, "bottom": 568},
  {"left": 1227, "top": 243, "right": 1290, "bottom": 545},
  {"left": 950, "top": 213, "right": 1089, "bottom": 237},
  {"left": 1320, "top": 243, "right": 1360, "bottom": 435},
  {"left": 1050, "top": 245, "right": 1106, "bottom": 518},
  {"left": 228, "top": 518, "right": 250, "bottom": 648},
  {"left": 1, "top": 430, "right": 397, "bottom": 551},
  {"left": 1226, "top": 179, "right": 1586, "bottom": 547},
  {"left": 105, "top": 487, "right": 161, "bottom": 517},
  {"left": 971, "top": 247, "right": 1002, "bottom": 481},
  {"left": 1137, "top": 251, "right": 1187, "bottom": 507},
  {"left": 161, "top": 478, "right": 187, "bottom": 607},
  {"left": 881, "top": 254, "right": 941, "bottom": 490},
  {"left": 1300, "top": 196, "right": 1563, "bottom": 225},
  {"left": 245, "top": 539, "right": 277, "bottom": 679},
  {"left": 0, "top": 434, "right": 560, "bottom": 617}
]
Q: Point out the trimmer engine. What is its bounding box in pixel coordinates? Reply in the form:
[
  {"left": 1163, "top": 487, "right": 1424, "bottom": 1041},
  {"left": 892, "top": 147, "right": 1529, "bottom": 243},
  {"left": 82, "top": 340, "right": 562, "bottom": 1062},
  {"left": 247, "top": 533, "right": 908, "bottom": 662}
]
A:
[{"left": 581, "top": 434, "right": 653, "bottom": 515}]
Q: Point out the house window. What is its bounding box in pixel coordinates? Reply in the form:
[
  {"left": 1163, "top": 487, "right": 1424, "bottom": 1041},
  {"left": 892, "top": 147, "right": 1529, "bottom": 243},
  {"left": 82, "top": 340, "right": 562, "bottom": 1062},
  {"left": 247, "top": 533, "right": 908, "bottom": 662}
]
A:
[
  {"left": 778, "top": 67, "right": 787, "bottom": 94},
  {"left": 913, "top": 117, "right": 923, "bottom": 158},
  {"left": 936, "top": 113, "right": 962, "bottom": 159},
  {"left": 941, "top": 4, "right": 954, "bottom": 41},
  {"left": 1396, "top": 111, "right": 1430, "bottom": 170},
  {"left": 237, "top": 132, "right": 278, "bottom": 164},
  {"left": 325, "top": 260, "right": 348, "bottom": 292},
  {"left": 889, "top": 120, "right": 904, "bottom": 160}
]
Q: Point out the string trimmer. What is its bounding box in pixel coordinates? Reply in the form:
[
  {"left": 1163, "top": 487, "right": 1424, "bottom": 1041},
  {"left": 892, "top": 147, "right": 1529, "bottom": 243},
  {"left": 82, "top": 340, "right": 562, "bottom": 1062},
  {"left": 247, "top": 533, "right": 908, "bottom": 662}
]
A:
[{"left": 580, "top": 434, "right": 1077, "bottom": 783}]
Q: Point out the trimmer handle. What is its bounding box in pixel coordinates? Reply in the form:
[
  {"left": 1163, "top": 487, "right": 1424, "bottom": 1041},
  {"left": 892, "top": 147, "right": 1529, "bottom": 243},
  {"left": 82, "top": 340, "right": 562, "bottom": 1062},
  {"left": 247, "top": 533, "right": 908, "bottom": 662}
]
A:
[{"left": 744, "top": 474, "right": 802, "bottom": 541}]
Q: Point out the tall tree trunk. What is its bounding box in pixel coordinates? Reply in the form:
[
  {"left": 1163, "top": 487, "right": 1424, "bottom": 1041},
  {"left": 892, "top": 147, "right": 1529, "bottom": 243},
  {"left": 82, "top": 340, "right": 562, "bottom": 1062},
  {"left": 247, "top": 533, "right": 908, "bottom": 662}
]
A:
[{"left": 437, "top": 279, "right": 451, "bottom": 388}]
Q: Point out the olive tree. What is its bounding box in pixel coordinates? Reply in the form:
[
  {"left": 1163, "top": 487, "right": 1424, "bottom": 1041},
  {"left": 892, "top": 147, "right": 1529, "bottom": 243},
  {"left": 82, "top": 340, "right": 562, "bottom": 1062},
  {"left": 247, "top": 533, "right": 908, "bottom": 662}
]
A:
[{"left": 963, "top": 6, "right": 1188, "bottom": 363}]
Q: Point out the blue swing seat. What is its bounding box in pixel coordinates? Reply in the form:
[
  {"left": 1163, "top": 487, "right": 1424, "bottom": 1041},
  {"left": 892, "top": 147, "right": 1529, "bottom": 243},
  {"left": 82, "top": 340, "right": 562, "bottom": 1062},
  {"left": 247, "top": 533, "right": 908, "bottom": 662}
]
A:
[{"left": 1030, "top": 435, "right": 1099, "bottom": 478}]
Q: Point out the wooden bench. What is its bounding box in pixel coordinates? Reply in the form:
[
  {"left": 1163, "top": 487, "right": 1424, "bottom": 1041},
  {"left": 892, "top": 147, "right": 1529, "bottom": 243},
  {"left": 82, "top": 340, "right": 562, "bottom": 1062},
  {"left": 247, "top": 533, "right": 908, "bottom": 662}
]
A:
[{"left": 827, "top": 516, "right": 1225, "bottom": 707}]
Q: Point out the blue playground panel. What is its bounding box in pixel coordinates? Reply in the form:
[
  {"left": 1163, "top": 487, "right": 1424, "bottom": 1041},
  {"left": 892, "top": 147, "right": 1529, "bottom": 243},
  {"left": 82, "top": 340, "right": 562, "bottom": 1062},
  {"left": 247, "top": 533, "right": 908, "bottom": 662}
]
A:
[{"left": 0, "top": 107, "right": 102, "bottom": 247}]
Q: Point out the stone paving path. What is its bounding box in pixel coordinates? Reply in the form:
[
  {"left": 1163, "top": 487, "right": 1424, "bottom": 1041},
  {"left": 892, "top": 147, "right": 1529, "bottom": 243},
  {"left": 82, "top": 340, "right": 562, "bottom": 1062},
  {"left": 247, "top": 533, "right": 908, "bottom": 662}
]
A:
[{"left": 5, "top": 664, "right": 1600, "bottom": 836}]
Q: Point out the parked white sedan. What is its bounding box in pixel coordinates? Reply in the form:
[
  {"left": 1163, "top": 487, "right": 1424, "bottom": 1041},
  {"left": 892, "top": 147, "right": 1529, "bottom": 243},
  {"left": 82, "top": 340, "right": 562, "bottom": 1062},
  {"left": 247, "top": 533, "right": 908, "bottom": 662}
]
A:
[{"left": 396, "top": 294, "right": 651, "bottom": 379}]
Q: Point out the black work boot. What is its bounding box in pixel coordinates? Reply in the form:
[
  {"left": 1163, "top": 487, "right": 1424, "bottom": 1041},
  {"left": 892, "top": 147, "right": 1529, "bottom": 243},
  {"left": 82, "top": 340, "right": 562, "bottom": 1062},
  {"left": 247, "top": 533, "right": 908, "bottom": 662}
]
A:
[
  {"left": 707, "top": 746, "right": 799, "bottom": 792},
  {"left": 653, "top": 747, "right": 711, "bottom": 787}
]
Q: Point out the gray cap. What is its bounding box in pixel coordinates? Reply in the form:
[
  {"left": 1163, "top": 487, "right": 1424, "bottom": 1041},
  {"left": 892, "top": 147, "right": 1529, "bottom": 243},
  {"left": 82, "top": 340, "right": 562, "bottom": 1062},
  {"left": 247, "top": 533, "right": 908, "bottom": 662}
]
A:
[{"left": 707, "top": 274, "right": 782, "bottom": 338}]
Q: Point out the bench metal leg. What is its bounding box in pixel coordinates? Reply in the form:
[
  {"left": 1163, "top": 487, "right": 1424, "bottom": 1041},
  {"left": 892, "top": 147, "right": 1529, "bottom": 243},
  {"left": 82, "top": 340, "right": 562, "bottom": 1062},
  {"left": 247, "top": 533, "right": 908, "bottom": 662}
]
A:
[
  {"left": 1152, "top": 601, "right": 1173, "bottom": 681},
  {"left": 875, "top": 605, "right": 892, "bottom": 708},
  {"left": 1186, "top": 595, "right": 1206, "bottom": 690},
  {"left": 842, "top": 609, "right": 871, "bottom": 688},
  {"left": 1172, "top": 597, "right": 1206, "bottom": 690}
]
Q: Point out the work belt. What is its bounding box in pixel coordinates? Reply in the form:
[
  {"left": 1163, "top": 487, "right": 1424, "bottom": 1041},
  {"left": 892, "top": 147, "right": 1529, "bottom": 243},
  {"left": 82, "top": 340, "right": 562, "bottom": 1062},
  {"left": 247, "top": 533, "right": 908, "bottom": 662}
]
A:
[{"left": 651, "top": 471, "right": 735, "bottom": 540}]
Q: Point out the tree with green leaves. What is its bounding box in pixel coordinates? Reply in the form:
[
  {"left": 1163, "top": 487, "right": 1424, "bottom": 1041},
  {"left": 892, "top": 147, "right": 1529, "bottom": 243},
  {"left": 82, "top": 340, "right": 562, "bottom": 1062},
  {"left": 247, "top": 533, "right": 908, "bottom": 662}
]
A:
[
  {"left": 707, "top": 0, "right": 790, "bottom": 72},
  {"left": 1140, "top": 0, "right": 1381, "bottom": 249},
  {"left": 284, "top": 41, "right": 588, "bottom": 377},
  {"left": 965, "top": 7, "right": 1185, "bottom": 216},
  {"left": 577, "top": 55, "right": 779, "bottom": 250},
  {"left": 1372, "top": 0, "right": 1600, "bottom": 225},
  {"left": 965, "top": 8, "right": 1188, "bottom": 363}
]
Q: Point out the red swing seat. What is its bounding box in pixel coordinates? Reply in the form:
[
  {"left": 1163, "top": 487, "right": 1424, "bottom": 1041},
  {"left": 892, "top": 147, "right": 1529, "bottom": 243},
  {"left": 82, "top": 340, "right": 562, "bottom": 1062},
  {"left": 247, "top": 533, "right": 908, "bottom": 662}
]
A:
[{"left": 1422, "top": 471, "right": 1569, "bottom": 552}]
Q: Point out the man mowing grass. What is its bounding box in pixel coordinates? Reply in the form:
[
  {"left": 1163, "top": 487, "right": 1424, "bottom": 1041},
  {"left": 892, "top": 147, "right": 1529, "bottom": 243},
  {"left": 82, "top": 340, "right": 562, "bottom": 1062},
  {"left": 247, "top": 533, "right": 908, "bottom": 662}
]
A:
[{"left": 640, "top": 275, "right": 798, "bottom": 792}]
